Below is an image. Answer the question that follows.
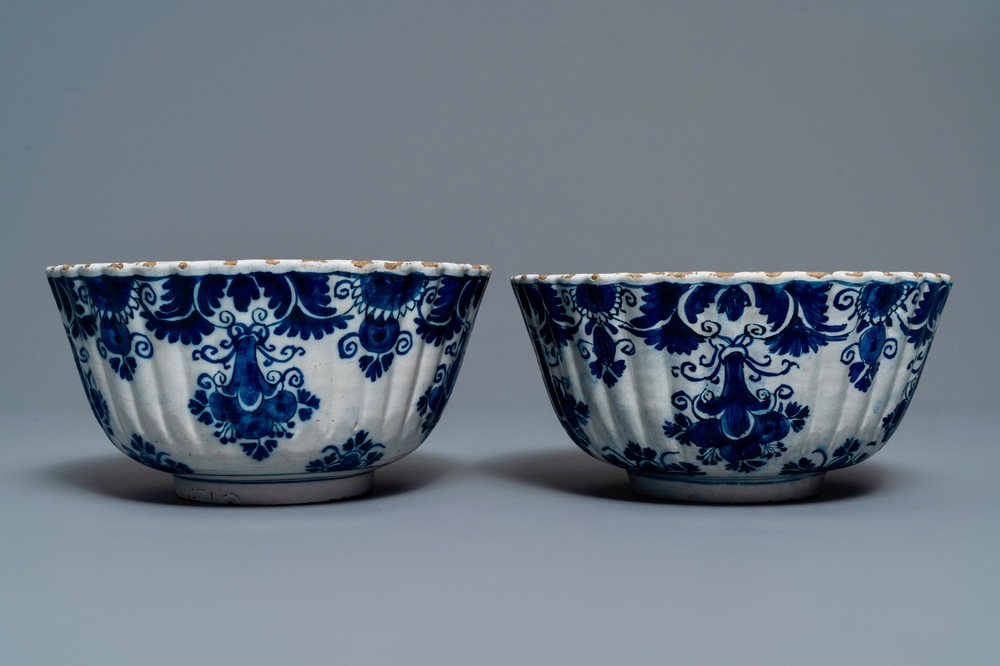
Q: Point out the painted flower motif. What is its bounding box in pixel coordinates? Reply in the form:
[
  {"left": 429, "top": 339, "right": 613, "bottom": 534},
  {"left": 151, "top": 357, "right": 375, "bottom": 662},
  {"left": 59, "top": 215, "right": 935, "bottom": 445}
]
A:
[
  {"left": 572, "top": 284, "right": 622, "bottom": 325},
  {"left": 881, "top": 377, "right": 919, "bottom": 443},
  {"left": 51, "top": 267, "right": 488, "bottom": 464},
  {"left": 358, "top": 314, "right": 400, "bottom": 353},
  {"left": 780, "top": 438, "right": 874, "bottom": 474},
  {"left": 306, "top": 430, "right": 385, "bottom": 473},
  {"left": 416, "top": 353, "right": 471, "bottom": 434},
  {"left": 573, "top": 284, "right": 635, "bottom": 387},
  {"left": 602, "top": 441, "right": 704, "bottom": 475},
  {"left": 74, "top": 351, "right": 114, "bottom": 439},
  {"left": 552, "top": 378, "right": 590, "bottom": 437},
  {"left": 835, "top": 282, "right": 915, "bottom": 392},
  {"left": 99, "top": 315, "right": 132, "bottom": 356},
  {"left": 513, "top": 282, "right": 578, "bottom": 355},
  {"left": 49, "top": 278, "right": 96, "bottom": 340},
  {"left": 70, "top": 276, "right": 154, "bottom": 380},
  {"left": 414, "top": 275, "right": 487, "bottom": 346},
  {"left": 516, "top": 276, "right": 947, "bottom": 478},
  {"left": 881, "top": 398, "right": 909, "bottom": 443},
  {"left": 86, "top": 379, "right": 112, "bottom": 436},
  {"left": 856, "top": 282, "right": 910, "bottom": 324},
  {"left": 412, "top": 275, "right": 490, "bottom": 432},
  {"left": 124, "top": 434, "right": 194, "bottom": 474},
  {"left": 85, "top": 276, "right": 137, "bottom": 313},
  {"left": 188, "top": 323, "right": 319, "bottom": 461},
  {"left": 352, "top": 272, "right": 426, "bottom": 316},
  {"left": 902, "top": 281, "right": 950, "bottom": 351},
  {"left": 208, "top": 338, "right": 298, "bottom": 440},
  {"left": 657, "top": 347, "right": 807, "bottom": 472},
  {"left": 341, "top": 314, "right": 413, "bottom": 381}
]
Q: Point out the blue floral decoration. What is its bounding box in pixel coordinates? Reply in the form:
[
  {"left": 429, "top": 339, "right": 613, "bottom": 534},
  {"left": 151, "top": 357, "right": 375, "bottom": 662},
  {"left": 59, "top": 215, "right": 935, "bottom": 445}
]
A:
[
  {"left": 413, "top": 275, "right": 490, "bottom": 433},
  {"left": 780, "top": 438, "right": 875, "bottom": 475},
  {"left": 881, "top": 377, "right": 919, "bottom": 444},
  {"left": 515, "top": 277, "right": 951, "bottom": 477},
  {"left": 68, "top": 346, "right": 114, "bottom": 439},
  {"left": 602, "top": 441, "right": 705, "bottom": 476},
  {"left": 306, "top": 430, "right": 385, "bottom": 473},
  {"left": 50, "top": 268, "right": 489, "bottom": 463},
  {"left": 547, "top": 376, "right": 592, "bottom": 450},
  {"left": 124, "top": 434, "right": 194, "bottom": 475}
]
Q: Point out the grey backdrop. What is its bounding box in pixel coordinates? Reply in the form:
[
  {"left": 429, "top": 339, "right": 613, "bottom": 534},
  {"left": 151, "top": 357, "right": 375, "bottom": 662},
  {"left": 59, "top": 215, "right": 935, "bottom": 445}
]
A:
[{"left": 2, "top": 2, "right": 998, "bottom": 664}]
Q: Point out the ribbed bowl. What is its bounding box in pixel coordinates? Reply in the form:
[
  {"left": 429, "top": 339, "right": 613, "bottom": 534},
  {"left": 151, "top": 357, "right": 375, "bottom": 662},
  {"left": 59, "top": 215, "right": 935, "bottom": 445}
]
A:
[
  {"left": 513, "top": 271, "right": 951, "bottom": 502},
  {"left": 48, "top": 259, "right": 490, "bottom": 504}
]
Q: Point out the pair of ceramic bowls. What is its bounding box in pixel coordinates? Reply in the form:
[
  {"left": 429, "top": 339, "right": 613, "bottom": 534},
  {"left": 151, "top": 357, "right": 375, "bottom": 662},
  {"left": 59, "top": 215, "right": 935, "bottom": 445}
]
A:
[{"left": 47, "top": 260, "right": 952, "bottom": 504}]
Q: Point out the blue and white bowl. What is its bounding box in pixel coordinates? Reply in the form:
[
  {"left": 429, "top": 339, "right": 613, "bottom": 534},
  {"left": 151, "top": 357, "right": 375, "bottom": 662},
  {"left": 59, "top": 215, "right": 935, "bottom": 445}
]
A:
[
  {"left": 48, "top": 259, "right": 490, "bottom": 504},
  {"left": 513, "top": 271, "right": 951, "bottom": 502}
]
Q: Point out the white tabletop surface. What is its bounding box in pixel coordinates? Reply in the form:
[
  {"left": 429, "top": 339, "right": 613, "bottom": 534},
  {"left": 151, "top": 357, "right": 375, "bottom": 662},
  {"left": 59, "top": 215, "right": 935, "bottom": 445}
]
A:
[{"left": 1, "top": 405, "right": 997, "bottom": 665}]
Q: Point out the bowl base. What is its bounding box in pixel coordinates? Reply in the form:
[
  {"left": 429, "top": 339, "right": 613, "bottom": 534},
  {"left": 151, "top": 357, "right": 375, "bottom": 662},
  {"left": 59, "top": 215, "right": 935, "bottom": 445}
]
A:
[
  {"left": 627, "top": 471, "right": 825, "bottom": 503},
  {"left": 174, "top": 472, "right": 375, "bottom": 505}
]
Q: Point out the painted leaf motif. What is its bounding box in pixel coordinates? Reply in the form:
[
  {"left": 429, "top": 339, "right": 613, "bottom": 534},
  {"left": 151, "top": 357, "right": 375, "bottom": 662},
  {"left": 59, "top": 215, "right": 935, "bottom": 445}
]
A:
[
  {"left": 227, "top": 274, "right": 260, "bottom": 312},
  {"left": 766, "top": 315, "right": 829, "bottom": 357},
  {"left": 50, "top": 278, "right": 98, "bottom": 340},
  {"left": 630, "top": 282, "right": 686, "bottom": 328},
  {"left": 684, "top": 284, "right": 721, "bottom": 322},
  {"left": 142, "top": 275, "right": 215, "bottom": 345},
  {"left": 416, "top": 275, "right": 487, "bottom": 346},
  {"left": 514, "top": 284, "right": 576, "bottom": 350},
  {"left": 784, "top": 281, "right": 844, "bottom": 334},
  {"left": 84, "top": 276, "right": 135, "bottom": 312},
  {"left": 628, "top": 315, "right": 702, "bottom": 355},
  {"left": 254, "top": 272, "right": 294, "bottom": 319},
  {"left": 305, "top": 431, "right": 385, "bottom": 473},
  {"left": 274, "top": 303, "right": 351, "bottom": 340},
  {"left": 904, "top": 282, "right": 950, "bottom": 349},
  {"left": 717, "top": 285, "right": 750, "bottom": 322},
  {"left": 751, "top": 283, "right": 789, "bottom": 330},
  {"left": 271, "top": 273, "right": 351, "bottom": 340},
  {"left": 241, "top": 439, "right": 279, "bottom": 461},
  {"left": 125, "top": 434, "right": 193, "bottom": 474}
]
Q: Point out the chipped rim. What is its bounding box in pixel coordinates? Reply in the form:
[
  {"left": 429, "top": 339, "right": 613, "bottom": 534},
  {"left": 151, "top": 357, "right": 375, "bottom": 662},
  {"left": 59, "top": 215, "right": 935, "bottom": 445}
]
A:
[
  {"left": 45, "top": 259, "right": 492, "bottom": 278},
  {"left": 511, "top": 270, "right": 952, "bottom": 285}
]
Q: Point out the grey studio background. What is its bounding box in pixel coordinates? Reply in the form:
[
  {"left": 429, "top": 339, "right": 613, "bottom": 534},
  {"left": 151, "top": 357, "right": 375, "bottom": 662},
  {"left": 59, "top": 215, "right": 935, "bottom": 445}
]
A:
[{"left": 1, "top": 2, "right": 998, "bottom": 665}]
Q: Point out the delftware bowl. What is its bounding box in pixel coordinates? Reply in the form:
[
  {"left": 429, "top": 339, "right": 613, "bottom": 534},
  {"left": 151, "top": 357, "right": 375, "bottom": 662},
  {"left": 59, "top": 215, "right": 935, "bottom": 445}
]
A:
[
  {"left": 48, "top": 259, "right": 490, "bottom": 504},
  {"left": 513, "top": 271, "right": 951, "bottom": 502}
]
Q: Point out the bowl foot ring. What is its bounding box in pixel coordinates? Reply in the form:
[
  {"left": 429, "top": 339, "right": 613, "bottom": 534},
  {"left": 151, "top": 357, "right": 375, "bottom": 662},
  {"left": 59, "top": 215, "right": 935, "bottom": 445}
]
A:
[
  {"left": 174, "top": 471, "right": 375, "bottom": 505},
  {"left": 627, "top": 471, "right": 825, "bottom": 503}
]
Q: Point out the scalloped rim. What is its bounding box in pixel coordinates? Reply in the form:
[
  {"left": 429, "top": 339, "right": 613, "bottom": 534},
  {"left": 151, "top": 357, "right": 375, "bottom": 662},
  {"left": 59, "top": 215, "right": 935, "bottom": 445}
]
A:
[
  {"left": 45, "top": 259, "right": 492, "bottom": 278},
  {"left": 511, "top": 270, "right": 952, "bottom": 285}
]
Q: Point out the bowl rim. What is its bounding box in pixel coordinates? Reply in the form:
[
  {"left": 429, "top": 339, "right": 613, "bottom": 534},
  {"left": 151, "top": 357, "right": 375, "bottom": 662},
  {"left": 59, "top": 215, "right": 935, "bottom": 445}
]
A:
[
  {"left": 46, "top": 259, "right": 492, "bottom": 277},
  {"left": 511, "top": 270, "right": 952, "bottom": 284}
]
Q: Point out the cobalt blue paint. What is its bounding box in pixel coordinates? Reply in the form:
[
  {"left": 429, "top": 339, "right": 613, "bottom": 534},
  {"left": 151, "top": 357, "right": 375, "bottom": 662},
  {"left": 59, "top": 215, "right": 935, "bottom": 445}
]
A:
[
  {"left": 514, "top": 273, "right": 951, "bottom": 488},
  {"left": 50, "top": 267, "right": 489, "bottom": 466}
]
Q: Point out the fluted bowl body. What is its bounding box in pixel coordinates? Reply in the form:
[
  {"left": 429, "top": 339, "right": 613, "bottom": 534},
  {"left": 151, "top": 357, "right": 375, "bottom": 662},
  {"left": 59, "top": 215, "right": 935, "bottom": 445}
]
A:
[
  {"left": 48, "top": 259, "right": 490, "bottom": 503},
  {"left": 513, "top": 271, "right": 951, "bottom": 502}
]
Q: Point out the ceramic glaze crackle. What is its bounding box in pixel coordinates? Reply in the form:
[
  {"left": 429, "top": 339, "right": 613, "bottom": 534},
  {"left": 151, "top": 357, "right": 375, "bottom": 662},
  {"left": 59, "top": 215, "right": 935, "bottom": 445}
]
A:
[
  {"left": 513, "top": 271, "right": 951, "bottom": 502},
  {"left": 48, "top": 260, "right": 490, "bottom": 504}
]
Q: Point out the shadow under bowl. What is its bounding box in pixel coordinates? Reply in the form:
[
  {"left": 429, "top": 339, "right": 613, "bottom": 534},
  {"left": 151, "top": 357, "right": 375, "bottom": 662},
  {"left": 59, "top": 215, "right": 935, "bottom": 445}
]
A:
[{"left": 47, "top": 259, "right": 491, "bottom": 504}]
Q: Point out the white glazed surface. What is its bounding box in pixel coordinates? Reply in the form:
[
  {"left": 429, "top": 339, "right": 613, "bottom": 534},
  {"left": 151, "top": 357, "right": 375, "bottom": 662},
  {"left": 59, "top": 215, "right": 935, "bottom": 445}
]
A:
[
  {"left": 513, "top": 271, "right": 951, "bottom": 499},
  {"left": 47, "top": 259, "right": 490, "bottom": 497}
]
